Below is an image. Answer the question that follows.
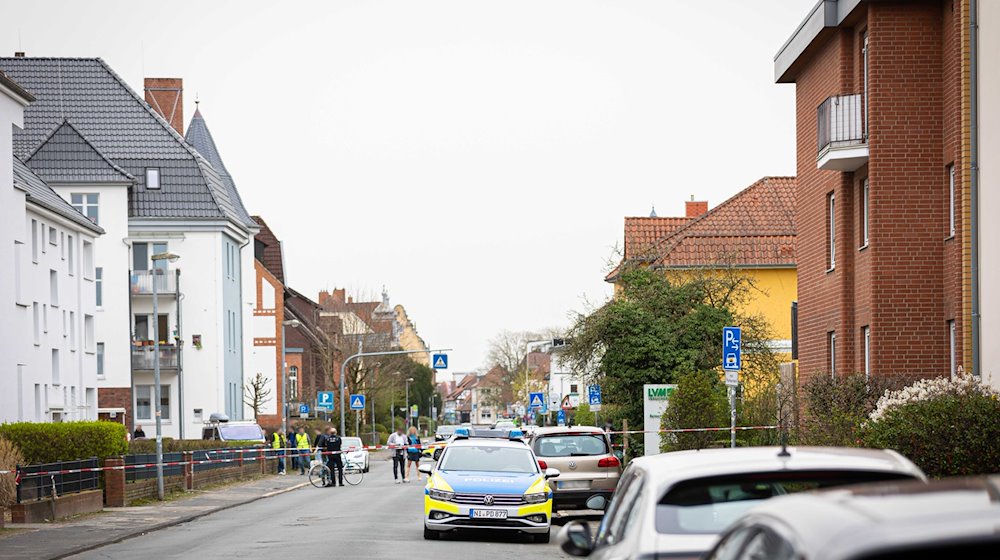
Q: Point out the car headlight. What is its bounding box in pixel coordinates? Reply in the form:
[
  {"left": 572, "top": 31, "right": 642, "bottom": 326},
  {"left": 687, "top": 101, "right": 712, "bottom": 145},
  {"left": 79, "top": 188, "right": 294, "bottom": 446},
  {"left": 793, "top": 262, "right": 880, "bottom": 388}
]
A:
[
  {"left": 429, "top": 488, "right": 454, "bottom": 502},
  {"left": 524, "top": 492, "right": 548, "bottom": 504}
]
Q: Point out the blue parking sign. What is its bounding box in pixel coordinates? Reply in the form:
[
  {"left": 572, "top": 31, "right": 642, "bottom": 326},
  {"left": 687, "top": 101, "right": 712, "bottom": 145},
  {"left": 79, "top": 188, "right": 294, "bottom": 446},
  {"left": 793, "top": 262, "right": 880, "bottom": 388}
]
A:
[
  {"left": 299, "top": 404, "right": 310, "bottom": 415},
  {"left": 587, "top": 385, "right": 602, "bottom": 406},
  {"left": 723, "top": 326, "right": 742, "bottom": 371}
]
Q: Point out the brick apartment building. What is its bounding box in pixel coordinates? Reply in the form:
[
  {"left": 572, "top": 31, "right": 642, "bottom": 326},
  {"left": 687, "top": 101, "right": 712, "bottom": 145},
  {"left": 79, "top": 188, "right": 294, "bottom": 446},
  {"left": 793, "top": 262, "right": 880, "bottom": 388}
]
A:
[{"left": 775, "top": 0, "right": 972, "bottom": 381}]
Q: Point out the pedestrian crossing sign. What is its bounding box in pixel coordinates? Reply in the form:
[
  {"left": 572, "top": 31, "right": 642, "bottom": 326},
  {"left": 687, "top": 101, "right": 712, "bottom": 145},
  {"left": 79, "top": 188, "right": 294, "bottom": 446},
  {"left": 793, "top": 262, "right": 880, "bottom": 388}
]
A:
[
  {"left": 432, "top": 353, "right": 448, "bottom": 369},
  {"left": 350, "top": 394, "right": 366, "bottom": 410},
  {"left": 529, "top": 392, "right": 545, "bottom": 410}
]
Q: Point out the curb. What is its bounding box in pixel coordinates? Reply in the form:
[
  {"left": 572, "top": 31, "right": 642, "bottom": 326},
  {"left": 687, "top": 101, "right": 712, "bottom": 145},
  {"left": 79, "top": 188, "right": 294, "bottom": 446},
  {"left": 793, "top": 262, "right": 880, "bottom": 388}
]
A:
[{"left": 47, "top": 480, "right": 311, "bottom": 560}]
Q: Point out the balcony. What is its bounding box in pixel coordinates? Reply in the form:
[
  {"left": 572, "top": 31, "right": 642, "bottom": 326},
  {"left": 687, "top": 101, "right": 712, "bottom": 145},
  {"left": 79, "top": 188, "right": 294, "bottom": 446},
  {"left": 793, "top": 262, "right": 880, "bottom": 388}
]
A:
[
  {"left": 131, "top": 345, "right": 179, "bottom": 370},
  {"left": 817, "top": 93, "right": 869, "bottom": 172},
  {"left": 130, "top": 270, "right": 177, "bottom": 295}
]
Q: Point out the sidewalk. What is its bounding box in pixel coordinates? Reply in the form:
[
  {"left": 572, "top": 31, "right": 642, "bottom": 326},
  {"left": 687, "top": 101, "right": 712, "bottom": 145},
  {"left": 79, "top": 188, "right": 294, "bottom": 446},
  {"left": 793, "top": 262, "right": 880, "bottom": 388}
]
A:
[{"left": 0, "top": 473, "right": 310, "bottom": 560}]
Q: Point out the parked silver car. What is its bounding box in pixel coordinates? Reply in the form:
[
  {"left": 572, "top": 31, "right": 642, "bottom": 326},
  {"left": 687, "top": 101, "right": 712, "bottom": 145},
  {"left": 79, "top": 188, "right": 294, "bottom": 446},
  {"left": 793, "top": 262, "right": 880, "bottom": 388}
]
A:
[
  {"left": 704, "top": 475, "right": 1000, "bottom": 559},
  {"left": 558, "top": 446, "right": 926, "bottom": 560}
]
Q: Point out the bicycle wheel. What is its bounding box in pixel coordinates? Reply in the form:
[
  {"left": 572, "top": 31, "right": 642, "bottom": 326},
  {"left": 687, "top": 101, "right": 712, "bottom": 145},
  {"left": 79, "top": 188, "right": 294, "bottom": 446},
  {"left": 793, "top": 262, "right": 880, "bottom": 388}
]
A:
[
  {"left": 309, "top": 464, "right": 331, "bottom": 488},
  {"left": 343, "top": 463, "right": 364, "bottom": 486}
]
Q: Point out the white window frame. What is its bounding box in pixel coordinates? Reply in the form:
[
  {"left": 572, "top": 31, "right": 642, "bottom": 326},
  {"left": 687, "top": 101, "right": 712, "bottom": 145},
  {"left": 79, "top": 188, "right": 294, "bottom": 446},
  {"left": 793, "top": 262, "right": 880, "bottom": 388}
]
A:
[
  {"left": 828, "top": 192, "right": 836, "bottom": 270},
  {"left": 861, "top": 179, "right": 870, "bottom": 248},
  {"left": 31, "top": 219, "right": 38, "bottom": 263},
  {"left": 146, "top": 168, "right": 161, "bottom": 190},
  {"left": 948, "top": 164, "right": 956, "bottom": 238},
  {"left": 135, "top": 384, "right": 170, "bottom": 421},
  {"left": 67, "top": 235, "right": 74, "bottom": 276},
  {"left": 95, "top": 267, "right": 103, "bottom": 308},
  {"left": 71, "top": 193, "right": 100, "bottom": 225},
  {"left": 863, "top": 326, "right": 871, "bottom": 381},
  {"left": 829, "top": 331, "right": 837, "bottom": 377},
  {"left": 289, "top": 366, "right": 299, "bottom": 400},
  {"left": 949, "top": 320, "right": 957, "bottom": 380},
  {"left": 96, "top": 342, "right": 105, "bottom": 377}
]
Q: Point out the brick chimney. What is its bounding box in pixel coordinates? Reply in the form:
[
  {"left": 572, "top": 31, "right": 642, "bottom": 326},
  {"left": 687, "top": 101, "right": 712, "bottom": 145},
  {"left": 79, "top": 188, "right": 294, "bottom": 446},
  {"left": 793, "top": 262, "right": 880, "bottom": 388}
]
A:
[
  {"left": 144, "top": 78, "right": 184, "bottom": 135},
  {"left": 685, "top": 196, "right": 708, "bottom": 218}
]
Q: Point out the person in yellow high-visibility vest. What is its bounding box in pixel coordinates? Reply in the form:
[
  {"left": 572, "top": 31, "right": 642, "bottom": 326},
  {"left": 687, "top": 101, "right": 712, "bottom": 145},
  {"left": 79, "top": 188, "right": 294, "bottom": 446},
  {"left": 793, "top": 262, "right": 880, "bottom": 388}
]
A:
[
  {"left": 295, "top": 427, "right": 311, "bottom": 475},
  {"left": 272, "top": 431, "right": 287, "bottom": 475}
]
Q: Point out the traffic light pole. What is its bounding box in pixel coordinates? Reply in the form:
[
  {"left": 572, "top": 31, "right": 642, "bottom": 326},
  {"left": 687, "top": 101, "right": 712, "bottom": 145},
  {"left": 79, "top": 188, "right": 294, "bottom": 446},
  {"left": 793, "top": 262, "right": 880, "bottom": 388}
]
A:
[{"left": 338, "top": 348, "right": 453, "bottom": 436}]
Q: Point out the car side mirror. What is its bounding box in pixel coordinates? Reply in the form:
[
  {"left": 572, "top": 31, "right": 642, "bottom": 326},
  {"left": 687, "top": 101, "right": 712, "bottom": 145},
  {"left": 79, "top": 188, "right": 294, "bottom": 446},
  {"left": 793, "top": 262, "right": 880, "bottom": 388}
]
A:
[
  {"left": 418, "top": 463, "right": 433, "bottom": 475},
  {"left": 545, "top": 467, "right": 561, "bottom": 479},
  {"left": 558, "top": 520, "right": 594, "bottom": 557}
]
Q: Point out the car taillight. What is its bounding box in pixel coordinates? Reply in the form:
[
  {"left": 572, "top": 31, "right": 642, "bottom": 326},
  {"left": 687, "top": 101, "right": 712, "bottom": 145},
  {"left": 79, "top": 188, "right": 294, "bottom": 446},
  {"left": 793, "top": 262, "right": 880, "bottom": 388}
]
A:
[
  {"left": 598, "top": 456, "right": 620, "bottom": 468},
  {"left": 538, "top": 460, "right": 548, "bottom": 470}
]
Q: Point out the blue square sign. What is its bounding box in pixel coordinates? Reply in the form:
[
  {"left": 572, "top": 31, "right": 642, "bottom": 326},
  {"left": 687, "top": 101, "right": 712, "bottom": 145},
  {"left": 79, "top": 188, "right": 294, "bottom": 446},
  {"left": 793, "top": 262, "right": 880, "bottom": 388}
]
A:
[
  {"left": 723, "top": 326, "right": 742, "bottom": 371},
  {"left": 587, "top": 385, "right": 602, "bottom": 406},
  {"left": 528, "top": 392, "right": 545, "bottom": 410},
  {"left": 432, "top": 354, "right": 448, "bottom": 369},
  {"left": 349, "top": 394, "right": 366, "bottom": 410},
  {"left": 317, "top": 391, "right": 335, "bottom": 411},
  {"left": 299, "top": 404, "right": 310, "bottom": 415}
]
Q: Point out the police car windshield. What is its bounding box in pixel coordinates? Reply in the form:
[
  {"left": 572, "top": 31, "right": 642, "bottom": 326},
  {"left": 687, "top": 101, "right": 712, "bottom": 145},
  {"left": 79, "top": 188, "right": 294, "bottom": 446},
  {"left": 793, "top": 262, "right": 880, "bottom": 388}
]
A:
[{"left": 440, "top": 445, "right": 538, "bottom": 474}]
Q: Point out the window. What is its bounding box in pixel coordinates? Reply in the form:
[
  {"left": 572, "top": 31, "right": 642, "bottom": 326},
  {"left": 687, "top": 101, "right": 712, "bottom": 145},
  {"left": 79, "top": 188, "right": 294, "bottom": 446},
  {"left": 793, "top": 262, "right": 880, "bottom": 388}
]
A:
[
  {"left": 84, "top": 314, "right": 95, "bottom": 352},
  {"left": 289, "top": 366, "right": 299, "bottom": 400},
  {"left": 132, "top": 242, "right": 167, "bottom": 272},
  {"left": 828, "top": 331, "right": 837, "bottom": 377},
  {"left": 70, "top": 311, "right": 77, "bottom": 348},
  {"left": 31, "top": 219, "right": 38, "bottom": 262},
  {"left": 598, "top": 472, "right": 645, "bottom": 546},
  {"left": 67, "top": 235, "right": 74, "bottom": 275},
  {"left": 34, "top": 384, "right": 41, "bottom": 421},
  {"left": 948, "top": 164, "right": 956, "bottom": 237},
  {"left": 135, "top": 385, "right": 170, "bottom": 421},
  {"left": 146, "top": 168, "right": 161, "bottom": 190},
  {"left": 51, "top": 349, "right": 60, "bottom": 385},
  {"left": 570, "top": 384, "right": 579, "bottom": 394},
  {"left": 97, "top": 343, "right": 105, "bottom": 377},
  {"left": 41, "top": 223, "right": 46, "bottom": 254},
  {"left": 949, "top": 320, "right": 957, "bottom": 380},
  {"left": 49, "top": 226, "right": 57, "bottom": 246},
  {"left": 14, "top": 241, "right": 24, "bottom": 305},
  {"left": 860, "top": 179, "right": 870, "bottom": 248},
  {"left": 43, "top": 303, "right": 48, "bottom": 333},
  {"left": 135, "top": 314, "right": 149, "bottom": 340},
  {"left": 62, "top": 310, "right": 67, "bottom": 338},
  {"left": 862, "top": 326, "right": 871, "bottom": 381},
  {"left": 95, "top": 267, "right": 103, "bottom": 307},
  {"left": 83, "top": 240, "right": 94, "bottom": 278},
  {"left": 50, "top": 269, "right": 58, "bottom": 306},
  {"left": 827, "top": 192, "right": 836, "bottom": 270},
  {"left": 70, "top": 193, "right": 99, "bottom": 224},
  {"left": 32, "top": 302, "right": 40, "bottom": 345},
  {"left": 60, "top": 232, "right": 65, "bottom": 259}
]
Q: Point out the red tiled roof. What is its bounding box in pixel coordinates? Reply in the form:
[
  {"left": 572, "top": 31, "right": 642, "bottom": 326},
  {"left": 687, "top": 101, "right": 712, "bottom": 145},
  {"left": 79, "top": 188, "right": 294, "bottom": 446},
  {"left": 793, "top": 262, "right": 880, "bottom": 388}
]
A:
[
  {"left": 252, "top": 216, "right": 285, "bottom": 283},
  {"left": 649, "top": 177, "right": 796, "bottom": 268},
  {"left": 623, "top": 217, "right": 692, "bottom": 260}
]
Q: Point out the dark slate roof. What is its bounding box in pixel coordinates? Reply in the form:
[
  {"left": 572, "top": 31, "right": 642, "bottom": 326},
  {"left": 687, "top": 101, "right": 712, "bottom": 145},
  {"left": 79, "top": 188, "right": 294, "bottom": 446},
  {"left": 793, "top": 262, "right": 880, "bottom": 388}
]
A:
[
  {"left": 0, "top": 57, "right": 255, "bottom": 230},
  {"left": 12, "top": 156, "right": 104, "bottom": 234},
  {"left": 185, "top": 108, "right": 255, "bottom": 227},
  {"left": 24, "top": 119, "right": 135, "bottom": 184}
]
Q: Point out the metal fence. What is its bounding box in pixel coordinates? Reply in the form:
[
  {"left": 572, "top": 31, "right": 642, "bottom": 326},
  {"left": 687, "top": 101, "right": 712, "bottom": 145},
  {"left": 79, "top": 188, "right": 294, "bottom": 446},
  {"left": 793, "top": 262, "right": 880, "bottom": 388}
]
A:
[
  {"left": 16, "top": 457, "right": 100, "bottom": 503},
  {"left": 125, "top": 452, "right": 184, "bottom": 482},
  {"left": 191, "top": 448, "right": 253, "bottom": 471},
  {"left": 817, "top": 93, "right": 866, "bottom": 152}
]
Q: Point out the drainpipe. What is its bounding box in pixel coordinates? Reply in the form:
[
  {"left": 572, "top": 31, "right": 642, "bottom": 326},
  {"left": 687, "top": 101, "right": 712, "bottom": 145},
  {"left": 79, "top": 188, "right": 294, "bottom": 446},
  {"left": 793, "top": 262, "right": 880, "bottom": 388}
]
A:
[
  {"left": 971, "top": 0, "right": 981, "bottom": 377},
  {"left": 177, "top": 270, "right": 185, "bottom": 438}
]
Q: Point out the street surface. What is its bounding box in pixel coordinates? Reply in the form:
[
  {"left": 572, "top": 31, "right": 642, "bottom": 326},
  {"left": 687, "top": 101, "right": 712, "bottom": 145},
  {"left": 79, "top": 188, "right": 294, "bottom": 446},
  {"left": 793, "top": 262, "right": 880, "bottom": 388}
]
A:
[{"left": 71, "top": 458, "right": 581, "bottom": 559}]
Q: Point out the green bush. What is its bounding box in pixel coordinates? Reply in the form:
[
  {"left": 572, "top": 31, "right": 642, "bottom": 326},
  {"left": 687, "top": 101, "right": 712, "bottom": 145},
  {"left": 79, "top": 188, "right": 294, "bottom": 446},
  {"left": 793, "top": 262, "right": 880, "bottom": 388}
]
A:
[
  {"left": 661, "top": 370, "right": 728, "bottom": 451},
  {"left": 0, "top": 421, "right": 127, "bottom": 465},
  {"left": 799, "top": 373, "right": 914, "bottom": 447},
  {"left": 128, "top": 439, "right": 262, "bottom": 454},
  {"left": 861, "top": 379, "right": 1000, "bottom": 478},
  {"left": 573, "top": 403, "right": 596, "bottom": 427}
]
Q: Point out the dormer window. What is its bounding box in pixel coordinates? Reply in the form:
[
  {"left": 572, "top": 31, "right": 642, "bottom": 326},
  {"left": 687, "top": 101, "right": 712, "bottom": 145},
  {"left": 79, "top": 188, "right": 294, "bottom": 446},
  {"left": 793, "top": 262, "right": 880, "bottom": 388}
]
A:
[{"left": 146, "top": 168, "right": 161, "bottom": 190}]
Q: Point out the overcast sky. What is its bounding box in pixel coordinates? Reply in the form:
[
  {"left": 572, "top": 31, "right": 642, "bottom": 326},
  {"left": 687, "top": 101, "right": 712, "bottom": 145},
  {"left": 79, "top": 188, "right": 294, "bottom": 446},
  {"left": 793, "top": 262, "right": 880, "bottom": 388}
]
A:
[{"left": 2, "top": 0, "right": 815, "bottom": 372}]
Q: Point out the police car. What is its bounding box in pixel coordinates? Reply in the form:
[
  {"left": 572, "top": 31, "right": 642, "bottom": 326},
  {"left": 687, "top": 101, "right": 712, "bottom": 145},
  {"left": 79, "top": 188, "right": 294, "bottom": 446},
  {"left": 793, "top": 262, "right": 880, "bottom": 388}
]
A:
[{"left": 418, "top": 428, "right": 561, "bottom": 543}]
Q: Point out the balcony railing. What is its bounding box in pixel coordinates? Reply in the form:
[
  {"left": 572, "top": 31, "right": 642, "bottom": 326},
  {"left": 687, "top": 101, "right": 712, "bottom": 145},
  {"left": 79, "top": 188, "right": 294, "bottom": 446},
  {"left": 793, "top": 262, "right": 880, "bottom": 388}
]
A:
[
  {"left": 816, "top": 93, "right": 869, "bottom": 172},
  {"left": 131, "top": 345, "right": 179, "bottom": 370},
  {"left": 130, "top": 270, "right": 177, "bottom": 295}
]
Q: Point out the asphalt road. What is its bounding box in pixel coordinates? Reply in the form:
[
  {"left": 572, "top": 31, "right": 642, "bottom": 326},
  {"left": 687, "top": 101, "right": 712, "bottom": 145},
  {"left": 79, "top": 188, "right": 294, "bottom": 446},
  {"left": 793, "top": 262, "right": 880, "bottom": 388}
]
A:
[{"left": 71, "top": 458, "right": 584, "bottom": 559}]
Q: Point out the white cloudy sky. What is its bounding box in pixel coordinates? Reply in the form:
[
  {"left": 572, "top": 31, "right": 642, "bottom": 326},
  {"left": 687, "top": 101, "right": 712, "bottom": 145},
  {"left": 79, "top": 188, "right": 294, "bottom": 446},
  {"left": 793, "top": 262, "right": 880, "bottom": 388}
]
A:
[{"left": 2, "top": 0, "right": 815, "bottom": 371}]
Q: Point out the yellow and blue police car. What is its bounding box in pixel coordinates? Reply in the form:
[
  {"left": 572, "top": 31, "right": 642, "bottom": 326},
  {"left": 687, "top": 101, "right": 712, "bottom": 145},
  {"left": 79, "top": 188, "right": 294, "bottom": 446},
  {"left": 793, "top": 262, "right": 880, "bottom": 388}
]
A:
[{"left": 418, "top": 428, "right": 560, "bottom": 543}]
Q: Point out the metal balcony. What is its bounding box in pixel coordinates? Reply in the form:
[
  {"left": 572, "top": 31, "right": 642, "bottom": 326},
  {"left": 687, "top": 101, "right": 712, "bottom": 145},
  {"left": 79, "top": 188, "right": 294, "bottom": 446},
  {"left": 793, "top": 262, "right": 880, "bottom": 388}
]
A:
[
  {"left": 130, "top": 270, "right": 177, "bottom": 295},
  {"left": 817, "top": 93, "right": 869, "bottom": 172},
  {"left": 131, "top": 345, "right": 179, "bottom": 370}
]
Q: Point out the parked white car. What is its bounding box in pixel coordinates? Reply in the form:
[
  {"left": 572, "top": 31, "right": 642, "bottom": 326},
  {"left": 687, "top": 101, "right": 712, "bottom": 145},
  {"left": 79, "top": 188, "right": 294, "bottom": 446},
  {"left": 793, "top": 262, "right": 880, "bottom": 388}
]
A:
[
  {"left": 558, "top": 446, "right": 926, "bottom": 560},
  {"left": 341, "top": 437, "right": 369, "bottom": 473}
]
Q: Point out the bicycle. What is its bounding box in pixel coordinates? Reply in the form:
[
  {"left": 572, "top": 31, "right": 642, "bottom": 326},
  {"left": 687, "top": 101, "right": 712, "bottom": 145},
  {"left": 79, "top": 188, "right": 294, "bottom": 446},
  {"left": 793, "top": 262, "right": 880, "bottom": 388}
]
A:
[{"left": 308, "top": 456, "right": 365, "bottom": 487}]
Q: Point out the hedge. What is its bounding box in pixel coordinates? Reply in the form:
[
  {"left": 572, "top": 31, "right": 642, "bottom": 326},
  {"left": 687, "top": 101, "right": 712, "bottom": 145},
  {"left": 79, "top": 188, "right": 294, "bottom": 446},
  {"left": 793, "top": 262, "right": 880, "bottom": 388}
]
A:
[
  {"left": 0, "top": 421, "right": 127, "bottom": 465},
  {"left": 861, "top": 389, "right": 1000, "bottom": 478},
  {"left": 128, "top": 438, "right": 263, "bottom": 454}
]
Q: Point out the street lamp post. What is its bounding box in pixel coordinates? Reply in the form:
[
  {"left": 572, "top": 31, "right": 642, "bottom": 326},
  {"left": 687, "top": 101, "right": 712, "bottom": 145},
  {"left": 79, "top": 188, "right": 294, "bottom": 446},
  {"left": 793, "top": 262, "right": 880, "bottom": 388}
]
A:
[
  {"left": 150, "top": 252, "right": 179, "bottom": 501},
  {"left": 280, "top": 319, "right": 301, "bottom": 437},
  {"left": 405, "top": 377, "right": 414, "bottom": 428}
]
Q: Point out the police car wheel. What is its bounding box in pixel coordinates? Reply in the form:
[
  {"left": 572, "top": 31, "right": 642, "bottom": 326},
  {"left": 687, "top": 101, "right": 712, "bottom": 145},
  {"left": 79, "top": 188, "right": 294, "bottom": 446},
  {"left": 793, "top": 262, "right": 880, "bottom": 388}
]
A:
[
  {"left": 423, "top": 526, "right": 440, "bottom": 540},
  {"left": 532, "top": 530, "right": 550, "bottom": 544},
  {"left": 433, "top": 449, "right": 442, "bottom": 461}
]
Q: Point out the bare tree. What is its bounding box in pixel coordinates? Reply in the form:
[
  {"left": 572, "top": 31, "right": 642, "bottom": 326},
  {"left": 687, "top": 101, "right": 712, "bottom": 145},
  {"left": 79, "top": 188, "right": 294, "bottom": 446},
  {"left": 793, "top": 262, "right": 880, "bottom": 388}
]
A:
[{"left": 243, "top": 372, "right": 273, "bottom": 419}]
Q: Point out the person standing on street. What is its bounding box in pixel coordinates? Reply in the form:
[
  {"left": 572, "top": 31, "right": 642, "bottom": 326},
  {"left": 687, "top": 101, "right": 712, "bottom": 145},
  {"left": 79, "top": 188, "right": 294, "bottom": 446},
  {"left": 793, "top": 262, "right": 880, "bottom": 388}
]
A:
[
  {"left": 133, "top": 425, "right": 146, "bottom": 439},
  {"left": 324, "top": 427, "right": 344, "bottom": 487},
  {"left": 295, "top": 427, "right": 311, "bottom": 475},
  {"left": 272, "top": 430, "right": 287, "bottom": 475},
  {"left": 405, "top": 426, "right": 422, "bottom": 482},
  {"left": 287, "top": 428, "right": 297, "bottom": 471},
  {"left": 387, "top": 426, "right": 407, "bottom": 484},
  {"left": 313, "top": 428, "right": 329, "bottom": 465}
]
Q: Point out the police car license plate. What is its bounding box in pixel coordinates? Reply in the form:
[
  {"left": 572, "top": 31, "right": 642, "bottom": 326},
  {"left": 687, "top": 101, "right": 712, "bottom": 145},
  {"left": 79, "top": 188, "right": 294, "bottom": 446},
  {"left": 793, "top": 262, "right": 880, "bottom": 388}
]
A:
[{"left": 470, "top": 509, "right": 507, "bottom": 519}]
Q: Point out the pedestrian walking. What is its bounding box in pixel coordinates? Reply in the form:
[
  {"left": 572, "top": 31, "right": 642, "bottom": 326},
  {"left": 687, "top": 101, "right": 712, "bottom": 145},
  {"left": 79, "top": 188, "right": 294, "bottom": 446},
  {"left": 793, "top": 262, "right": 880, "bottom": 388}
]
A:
[
  {"left": 272, "top": 430, "right": 287, "bottom": 475},
  {"left": 295, "top": 427, "right": 311, "bottom": 475},
  {"left": 324, "top": 427, "right": 344, "bottom": 487},
  {"left": 387, "top": 427, "right": 407, "bottom": 484},
  {"left": 405, "top": 426, "right": 422, "bottom": 482},
  {"left": 287, "top": 428, "right": 298, "bottom": 471}
]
